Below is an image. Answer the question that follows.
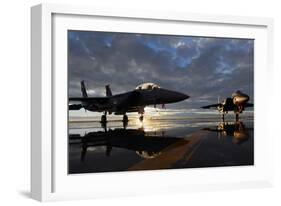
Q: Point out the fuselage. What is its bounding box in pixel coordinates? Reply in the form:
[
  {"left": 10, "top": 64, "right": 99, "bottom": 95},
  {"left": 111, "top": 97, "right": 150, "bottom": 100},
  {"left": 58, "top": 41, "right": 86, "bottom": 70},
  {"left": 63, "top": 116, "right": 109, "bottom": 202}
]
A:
[{"left": 82, "top": 83, "right": 189, "bottom": 115}]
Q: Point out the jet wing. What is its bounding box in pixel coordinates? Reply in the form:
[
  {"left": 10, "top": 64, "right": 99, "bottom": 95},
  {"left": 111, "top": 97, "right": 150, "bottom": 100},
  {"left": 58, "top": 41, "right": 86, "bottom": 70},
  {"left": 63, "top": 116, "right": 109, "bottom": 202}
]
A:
[
  {"left": 245, "top": 103, "right": 254, "bottom": 107},
  {"left": 69, "top": 97, "right": 110, "bottom": 111},
  {"left": 69, "top": 91, "right": 141, "bottom": 113},
  {"left": 201, "top": 103, "right": 222, "bottom": 109},
  {"left": 69, "top": 104, "right": 83, "bottom": 110},
  {"left": 69, "top": 97, "right": 109, "bottom": 104}
]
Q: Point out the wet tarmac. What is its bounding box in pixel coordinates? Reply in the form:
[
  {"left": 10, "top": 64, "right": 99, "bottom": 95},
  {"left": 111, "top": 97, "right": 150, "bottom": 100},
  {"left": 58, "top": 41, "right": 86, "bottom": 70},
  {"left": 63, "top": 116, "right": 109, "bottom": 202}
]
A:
[{"left": 68, "top": 113, "right": 254, "bottom": 174}]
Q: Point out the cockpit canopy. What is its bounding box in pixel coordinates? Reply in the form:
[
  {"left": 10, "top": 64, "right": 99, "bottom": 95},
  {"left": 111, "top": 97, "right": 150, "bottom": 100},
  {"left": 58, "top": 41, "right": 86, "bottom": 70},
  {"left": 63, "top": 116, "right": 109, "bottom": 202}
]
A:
[
  {"left": 232, "top": 90, "right": 246, "bottom": 98},
  {"left": 135, "top": 83, "right": 161, "bottom": 91}
]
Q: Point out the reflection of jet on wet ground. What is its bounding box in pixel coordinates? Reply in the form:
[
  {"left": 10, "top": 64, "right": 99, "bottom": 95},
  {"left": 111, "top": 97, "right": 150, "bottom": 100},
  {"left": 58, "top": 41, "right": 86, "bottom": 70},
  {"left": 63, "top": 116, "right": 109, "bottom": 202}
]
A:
[
  {"left": 202, "top": 121, "right": 252, "bottom": 145},
  {"left": 69, "top": 81, "right": 189, "bottom": 123},
  {"left": 69, "top": 128, "right": 184, "bottom": 161},
  {"left": 69, "top": 127, "right": 209, "bottom": 171},
  {"left": 201, "top": 90, "right": 253, "bottom": 120}
]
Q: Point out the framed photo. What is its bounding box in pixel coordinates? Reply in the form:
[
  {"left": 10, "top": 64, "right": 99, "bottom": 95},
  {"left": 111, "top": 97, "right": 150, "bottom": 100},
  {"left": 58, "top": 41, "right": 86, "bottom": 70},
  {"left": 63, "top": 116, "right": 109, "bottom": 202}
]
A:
[{"left": 31, "top": 3, "right": 274, "bottom": 201}]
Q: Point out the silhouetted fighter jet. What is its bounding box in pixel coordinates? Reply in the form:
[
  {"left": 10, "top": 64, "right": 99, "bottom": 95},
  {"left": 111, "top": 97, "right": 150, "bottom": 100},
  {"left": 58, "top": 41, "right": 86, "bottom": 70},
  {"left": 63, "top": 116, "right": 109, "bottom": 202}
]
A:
[
  {"left": 201, "top": 90, "right": 253, "bottom": 120},
  {"left": 69, "top": 81, "right": 189, "bottom": 122}
]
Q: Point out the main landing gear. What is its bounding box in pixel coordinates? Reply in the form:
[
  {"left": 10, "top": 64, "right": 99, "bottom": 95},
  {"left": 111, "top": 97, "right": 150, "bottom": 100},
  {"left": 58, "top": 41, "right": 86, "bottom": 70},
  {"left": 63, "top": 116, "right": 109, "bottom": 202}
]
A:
[
  {"left": 139, "top": 114, "right": 144, "bottom": 122},
  {"left": 123, "top": 114, "right": 128, "bottom": 122},
  {"left": 235, "top": 113, "right": 239, "bottom": 122},
  {"left": 101, "top": 111, "right": 107, "bottom": 123},
  {"left": 122, "top": 114, "right": 128, "bottom": 129},
  {"left": 221, "top": 113, "right": 225, "bottom": 122}
]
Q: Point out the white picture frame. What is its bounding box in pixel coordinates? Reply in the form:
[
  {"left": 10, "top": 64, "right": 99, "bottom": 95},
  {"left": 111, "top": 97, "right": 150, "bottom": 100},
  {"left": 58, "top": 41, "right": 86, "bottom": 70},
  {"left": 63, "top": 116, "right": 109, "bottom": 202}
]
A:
[{"left": 31, "top": 3, "right": 274, "bottom": 202}]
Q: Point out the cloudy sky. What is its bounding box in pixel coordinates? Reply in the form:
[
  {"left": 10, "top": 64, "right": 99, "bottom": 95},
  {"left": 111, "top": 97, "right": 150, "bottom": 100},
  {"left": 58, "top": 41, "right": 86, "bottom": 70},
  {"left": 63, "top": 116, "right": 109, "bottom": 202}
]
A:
[{"left": 68, "top": 30, "right": 254, "bottom": 110}]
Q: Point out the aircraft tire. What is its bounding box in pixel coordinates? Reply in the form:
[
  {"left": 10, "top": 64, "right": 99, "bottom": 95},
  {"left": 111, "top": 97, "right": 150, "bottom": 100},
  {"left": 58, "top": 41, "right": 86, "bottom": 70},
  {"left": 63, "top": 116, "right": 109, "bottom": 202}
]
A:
[
  {"left": 101, "top": 115, "right": 107, "bottom": 123},
  {"left": 123, "top": 114, "right": 128, "bottom": 122}
]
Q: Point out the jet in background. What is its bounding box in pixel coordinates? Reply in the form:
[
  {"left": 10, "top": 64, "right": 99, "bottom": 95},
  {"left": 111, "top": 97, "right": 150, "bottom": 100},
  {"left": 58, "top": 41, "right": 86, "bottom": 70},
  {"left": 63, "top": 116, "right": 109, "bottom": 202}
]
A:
[
  {"left": 69, "top": 81, "right": 189, "bottom": 122},
  {"left": 201, "top": 90, "right": 253, "bottom": 120}
]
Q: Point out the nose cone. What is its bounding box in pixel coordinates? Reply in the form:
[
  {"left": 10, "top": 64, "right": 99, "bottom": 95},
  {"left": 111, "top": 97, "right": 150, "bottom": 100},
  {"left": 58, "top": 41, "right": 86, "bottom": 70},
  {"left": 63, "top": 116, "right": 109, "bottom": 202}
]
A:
[
  {"left": 240, "top": 95, "right": 249, "bottom": 102},
  {"left": 155, "top": 88, "right": 189, "bottom": 104},
  {"left": 233, "top": 94, "right": 249, "bottom": 104},
  {"left": 176, "top": 92, "right": 190, "bottom": 101},
  {"left": 166, "top": 90, "right": 189, "bottom": 103}
]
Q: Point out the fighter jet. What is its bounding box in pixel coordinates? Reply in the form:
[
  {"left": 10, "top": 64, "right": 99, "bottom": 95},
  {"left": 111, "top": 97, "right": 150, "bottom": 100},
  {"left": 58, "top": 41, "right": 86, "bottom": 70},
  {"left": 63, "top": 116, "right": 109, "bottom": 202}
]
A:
[
  {"left": 69, "top": 81, "right": 189, "bottom": 122},
  {"left": 201, "top": 90, "right": 253, "bottom": 120}
]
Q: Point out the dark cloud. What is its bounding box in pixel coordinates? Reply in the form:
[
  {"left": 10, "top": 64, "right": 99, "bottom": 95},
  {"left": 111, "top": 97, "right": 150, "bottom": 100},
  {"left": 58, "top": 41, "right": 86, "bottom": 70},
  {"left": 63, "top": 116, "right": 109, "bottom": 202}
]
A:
[{"left": 68, "top": 31, "right": 254, "bottom": 109}]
